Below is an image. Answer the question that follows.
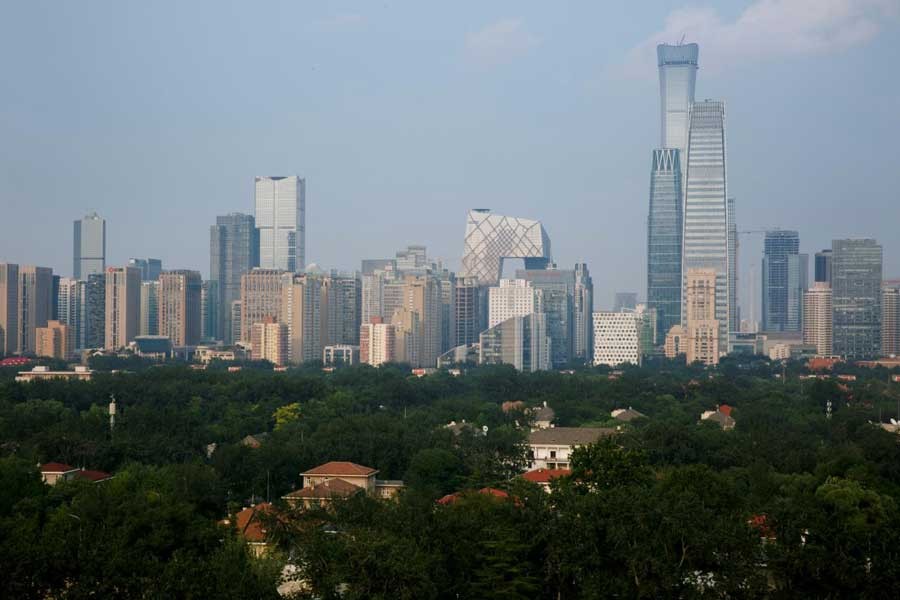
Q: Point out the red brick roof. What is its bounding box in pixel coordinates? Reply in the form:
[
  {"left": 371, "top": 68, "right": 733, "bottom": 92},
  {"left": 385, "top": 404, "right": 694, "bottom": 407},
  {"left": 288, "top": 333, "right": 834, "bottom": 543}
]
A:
[
  {"left": 284, "top": 478, "right": 362, "bottom": 500},
  {"left": 522, "top": 468, "right": 571, "bottom": 484},
  {"left": 718, "top": 404, "right": 733, "bottom": 417},
  {"left": 40, "top": 462, "right": 78, "bottom": 473},
  {"left": 302, "top": 461, "right": 377, "bottom": 477},
  {"left": 234, "top": 503, "right": 274, "bottom": 543},
  {"left": 75, "top": 469, "right": 112, "bottom": 482},
  {"left": 437, "top": 487, "right": 510, "bottom": 505}
]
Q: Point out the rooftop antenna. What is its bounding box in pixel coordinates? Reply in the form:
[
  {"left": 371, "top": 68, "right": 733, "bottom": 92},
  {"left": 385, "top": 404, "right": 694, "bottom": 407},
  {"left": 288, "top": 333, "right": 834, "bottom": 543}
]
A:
[{"left": 679, "top": 33, "right": 686, "bottom": 45}]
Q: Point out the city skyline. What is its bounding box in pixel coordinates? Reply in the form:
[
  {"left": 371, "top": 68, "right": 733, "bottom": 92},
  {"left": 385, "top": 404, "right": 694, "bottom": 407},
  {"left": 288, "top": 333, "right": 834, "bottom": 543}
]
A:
[{"left": 2, "top": 2, "right": 898, "bottom": 308}]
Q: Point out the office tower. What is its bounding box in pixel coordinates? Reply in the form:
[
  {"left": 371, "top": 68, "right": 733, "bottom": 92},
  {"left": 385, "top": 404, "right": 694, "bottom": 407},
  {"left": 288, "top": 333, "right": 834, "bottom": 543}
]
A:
[
  {"left": 401, "top": 275, "right": 443, "bottom": 368},
  {"left": 73, "top": 212, "right": 106, "bottom": 280},
  {"left": 158, "top": 270, "right": 202, "bottom": 347},
  {"left": 635, "top": 303, "right": 658, "bottom": 357},
  {"left": 57, "top": 277, "right": 84, "bottom": 350},
  {"left": 488, "top": 279, "right": 544, "bottom": 328},
  {"left": 395, "top": 245, "right": 427, "bottom": 271},
  {"left": 804, "top": 282, "right": 833, "bottom": 356},
  {"left": 104, "top": 266, "right": 141, "bottom": 350},
  {"left": 433, "top": 268, "right": 457, "bottom": 353},
  {"left": 832, "top": 239, "right": 882, "bottom": 358},
  {"left": 139, "top": 281, "right": 159, "bottom": 336},
  {"left": 128, "top": 258, "right": 163, "bottom": 282},
  {"left": 255, "top": 176, "right": 305, "bottom": 272},
  {"left": 516, "top": 268, "right": 574, "bottom": 368},
  {"left": 250, "top": 316, "right": 289, "bottom": 366},
  {"left": 881, "top": 284, "right": 900, "bottom": 356},
  {"left": 727, "top": 197, "right": 739, "bottom": 333},
  {"left": 319, "top": 272, "right": 361, "bottom": 348},
  {"left": 35, "top": 321, "right": 73, "bottom": 360},
  {"left": 613, "top": 292, "right": 638, "bottom": 313},
  {"left": 83, "top": 273, "right": 105, "bottom": 349},
  {"left": 815, "top": 250, "right": 832, "bottom": 284},
  {"left": 17, "top": 266, "right": 53, "bottom": 354},
  {"left": 762, "top": 230, "right": 807, "bottom": 332},
  {"left": 454, "top": 277, "right": 482, "bottom": 348},
  {"left": 460, "top": 209, "right": 551, "bottom": 286},
  {"left": 684, "top": 268, "right": 719, "bottom": 365},
  {"left": 0, "top": 263, "right": 18, "bottom": 355},
  {"left": 51, "top": 275, "right": 60, "bottom": 320},
  {"left": 362, "top": 271, "right": 386, "bottom": 326},
  {"left": 360, "top": 317, "right": 397, "bottom": 366},
  {"left": 239, "top": 269, "right": 285, "bottom": 344},
  {"left": 593, "top": 311, "right": 642, "bottom": 367},
  {"left": 201, "top": 280, "right": 219, "bottom": 342},
  {"left": 657, "top": 43, "right": 698, "bottom": 180},
  {"left": 646, "top": 148, "right": 683, "bottom": 343},
  {"left": 683, "top": 100, "right": 729, "bottom": 351},
  {"left": 479, "top": 313, "right": 550, "bottom": 372},
  {"left": 230, "top": 301, "right": 242, "bottom": 346},
  {"left": 281, "top": 272, "right": 322, "bottom": 364},
  {"left": 573, "top": 264, "right": 594, "bottom": 362},
  {"left": 210, "top": 213, "right": 259, "bottom": 343}
]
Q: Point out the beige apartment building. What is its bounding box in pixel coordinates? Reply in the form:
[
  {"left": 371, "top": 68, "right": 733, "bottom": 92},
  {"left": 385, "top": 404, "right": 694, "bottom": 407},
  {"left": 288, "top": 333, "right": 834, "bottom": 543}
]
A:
[
  {"left": 250, "top": 316, "right": 289, "bottom": 366},
  {"left": 239, "top": 269, "right": 284, "bottom": 344},
  {"left": 281, "top": 273, "right": 322, "bottom": 364},
  {"left": 360, "top": 316, "right": 396, "bottom": 366},
  {"left": 17, "top": 265, "right": 53, "bottom": 354},
  {"left": 105, "top": 266, "right": 141, "bottom": 350},
  {"left": 35, "top": 320, "right": 74, "bottom": 360},
  {"left": 684, "top": 268, "right": 719, "bottom": 365},
  {"left": 158, "top": 270, "right": 202, "bottom": 347},
  {"left": 804, "top": 282, "right": 833, "bottom": 356}
]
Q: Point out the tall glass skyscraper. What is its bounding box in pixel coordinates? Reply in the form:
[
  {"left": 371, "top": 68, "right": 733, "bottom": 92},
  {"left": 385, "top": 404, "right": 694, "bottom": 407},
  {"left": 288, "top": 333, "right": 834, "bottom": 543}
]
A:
[
  {"left": 211, "top": 213, "right": 259, "bottom": 343},
  {"left": 255, "top": 176, "right": 305, "bottom": 273},
  {"left": 814, "top": 250, "right": 832, "bottom": 284},
  {"left": 682, "top": 100, "right": 729, "bottom": 351},
  {"left": 646, "top": 148, "right": 682, "bottom": 343},
  {"left": 658, "top": 43, "right": 698, "bottom": 182},
  {"left": 73, "top": 212, "right": 106, "bottom": 280},
  {"left": 762, "top": 230, "right": 807, "bottom": 332},
  {"left": 832, "top": 238, "right": 882, "bottom": 358}
]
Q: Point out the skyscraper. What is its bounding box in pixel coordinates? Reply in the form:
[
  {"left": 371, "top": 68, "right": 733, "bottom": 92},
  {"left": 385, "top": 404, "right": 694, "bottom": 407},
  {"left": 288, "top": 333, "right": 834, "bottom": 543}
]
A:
[
  {"left": 646, "top": 148, "right": 683, "bottom": 343},
  {"left": 360, "top": 317, "right": 397, "bottom": 367},
  {"left": 281, "top": 272, "right": 322, "bottom": 364},
  {"left": 210, "top": 213, "right": 259, "bottom": 343},
  {"left": 832, "top": 239, "right": 882, "bottom": 358},
  {"left": 573, "top": 264, "right": 594, "bottom": 362},
  {"left": 657, "top": 42, "right": 698, "bottom": 182},
  {"left": 882, "top": 284, "right": 900, "bottom": 357},
  {"left": 239, "top": 269, "right": 285, "bottom": 344},
  {"left": 73, "top": 212, "right": 106, "bottom": 280},
  {"left": 479, "top": 313, "right": 550, "bottom": 372},
  {"left": 35, "top": 321, "right": 73, "bottom": 360},
  {"left": 814, "top": 250, "right": 832, "bottom": 284},
  {"left": 401, "top": 275, "right": 443, "bottom": 368},
  {"left": 727, "top": 197, "right": 739, "bottom": 333},
  {"left": 128, "top": 258, "right": 163, "bottom": 282},
  {"left": 0, "top": 263, "right": 18, "bottom": 356},
  {"left": 83, "top": 273, "right": 105, "bottom": 349},
  {"left": 684, "top": 268, "right": 719, "bottom": 366},
  {"left": 57, "top": 277, "right": 84, "bottom": 350},
  {"left": 255, "top": 176, "right": 305, "bottom": 272},
  {"left": 140, "top": 281, "right": 159, "bottom": 336},
  {"left": 682, "top": 100, "right": 729, "bottom": 351},
  {"left": 17, "top": 266, "right": 53, "bottom": 354},
  {"left": 158, "top": 270, "right": 202, "bottom": 347},
  {"left": 488, "top": 279, "right": 544, "bottom": 328},
  {"left": 804, "top": 282, "right": 833, "bottom": 356},
  {"left": 516, "top": 268, "right": 575, "bottom": 368},
  {"left": 762, "top": 230, "right": 807, "bottom": 332},
  {"left": 250, "top": 316, "right": 289, "bottom": 366},
  {"left": 460, "top": 209, "right": 551, "bottom": 287},
  {"left": 200, "top": 280, "right": 219, "bottom": 342},
  {"left": 454, "top": 277, "right": 483, "bottom": 349},
  {"left": 104, "top": 266, "right": 140, "bottom": 350}
]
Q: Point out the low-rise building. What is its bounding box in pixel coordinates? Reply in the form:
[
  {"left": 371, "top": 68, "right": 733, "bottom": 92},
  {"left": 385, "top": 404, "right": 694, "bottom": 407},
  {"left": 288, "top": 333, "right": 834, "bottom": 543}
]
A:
[
  {"left": 527, "top": 427, "right": 615, "bottom": 470},
  {"left": 17, "top": 365, "right": 93, "bottom": 382},
  {"left": 323, "top": 344, "right": 359, "bottom": 366},
  {"left": 282, "top": 461, "right": 404, "bottom": 508},
  {"left": 227, "top": 503, "right": 276, "bottom": 558},
  {"left": 611, "top": 407, "right": 647, "bottom": 422},
  {"left": 530, "top": 402, "right": 555, "bottom": 429},
  {"left": 522, "top": 468, "right": 571, "bottom": 492},
  {"left": 700, "top": 405, "right": 736, "bottom": 430},
  {"left": 39, "top": 462, "right": 80, "bottom": 485}
]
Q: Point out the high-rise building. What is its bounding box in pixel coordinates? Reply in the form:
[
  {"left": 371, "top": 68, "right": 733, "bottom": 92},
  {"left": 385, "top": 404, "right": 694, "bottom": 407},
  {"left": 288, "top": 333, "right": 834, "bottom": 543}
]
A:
[
  {"left": 682, "top": 100, "right": 729, "bottom": 350},
  {"left": 479, "top": 313, "right": 550, "bottom": 372},
  {"left": 361, "top": 270, "right": 387, "bottom": 327},
  {"left": 239, "top": 269, "right": 285, "bottom": 344},
  {"left": 684, "top": 268, "right": 719, "bottom": 365},
  {"left": 635, "top": 303, "right": 658, "bottom": 357},
  {"left": 488, "top": 279, "right": 544, "bottom": 328},
  {"left": 127, "top": 258, "right": 163, "bottom": 282},
  {"left": 815, "top": 250, "right": 832, "bottom": 284},
  {"left": 646, "top": 148, "right": 683, "bottom": 343},
  {"left": 593, "top": 311, "right": 642, "bottom": 367},
  {"left": 73, "top": 212, "right": 106, "bottom": 280},
  {"left": 401, "top": 275, "right": 443, "bottom": 368},
  {"left": 319, "top": 271, "right": 361, "bottom": 348},
  {"left": 516, "top": 268, "right": 574, "bottom": 368},
  {"left": 230, "top": 301, "right": 242, "bottom": 346},
  {"left": 158, "top": 270, "right": 202, "bottom": 347},
  {"left": 657, "top": 42, "right": 698, "bottom": 180},
  {"left": 57, "top": 277, "right": 84, "bottom": 351},
  {"left": 832, "top": 239, "right": 882, "bottom": 358},
  {"left": 395, "top": 245, "right": 427, "bottom": 271},
  {"left": 210, "top": 213, "right": 259, "bottom": 343},
  {"left": 360, "top": 317, "right": 397, "bottom": 367},
  {"left": 881, "top": 284, "right": 900, "bottom": 357},
  {"left": 454, "top": 277, "right": 483, "bottom": 348},
  {"left": 573, "top": 264, "right": 594, "bottom": 363},
  {"left": 83, "top": 273, "right": 105, "bottom": 349},
  {"left": 200, "top": 280, "right": 219, "bottom": 342},
  {"left": 727, "top": 197, "right": 739, "bottom": 333},
  {"left": 281, "top": 272, "right": 322, "bottom": 364},
  {"left": 613, "top": 292, "right": 637, "bottom": 313},
  {"left": 803, "top": 282, "right": 833, "bottom": 356},
  {"left": 762, "top": 230, "right": 807, "bottom": 332},
  {"left": 255, "top": 176, "right": 305, "bottom": 272},
  {"left": 51, "top": 275, "right": 60, "bottom": 321},
  {"left": 17, "top": 266, "right": 53, "bottom": 355},
  {"left": 250, "top": 316, "right": 289, "bottom": 366},
  {"left": 104, "top": 266, "right": 141, "bottom": 350},
  {"left": 460, "top": 209, "right": 551, "bottom": 286},
  {"left": 361, "top": 258, "right": 396, "bottom": 276},
  {"left": 139, "top": 281, "right": 159, "bottom": 336},
  {"left": 35, "top": 320, "right": 73, "bottom": 360},
  {"left": 391, "top": 306, "right": 421, "bottom": 366},
  {"left": 0, "top": 263, "right": 19, "bottom": 356}
]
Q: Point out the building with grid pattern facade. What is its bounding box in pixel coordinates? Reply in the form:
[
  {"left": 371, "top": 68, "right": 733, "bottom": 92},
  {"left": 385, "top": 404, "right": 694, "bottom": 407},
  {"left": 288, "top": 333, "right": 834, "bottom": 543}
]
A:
[{"left": 460, "top": 209, "right": 551, "bottom": 286}]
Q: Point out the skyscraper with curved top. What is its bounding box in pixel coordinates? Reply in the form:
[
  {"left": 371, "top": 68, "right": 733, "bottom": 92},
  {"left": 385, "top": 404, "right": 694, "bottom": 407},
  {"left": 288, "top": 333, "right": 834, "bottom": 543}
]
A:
[{"left": 658, "top": 43, "right": 698, "bottom": 166}]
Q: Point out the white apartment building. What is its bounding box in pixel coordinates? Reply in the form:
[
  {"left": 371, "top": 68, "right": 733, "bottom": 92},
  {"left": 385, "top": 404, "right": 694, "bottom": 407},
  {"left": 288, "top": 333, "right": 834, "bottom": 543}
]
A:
[
  {"left": 592, "top": 311, "right": 642, "bottom": 367},
  {"left": 488, "top": 279, "right": 543, "bottom": 328}
]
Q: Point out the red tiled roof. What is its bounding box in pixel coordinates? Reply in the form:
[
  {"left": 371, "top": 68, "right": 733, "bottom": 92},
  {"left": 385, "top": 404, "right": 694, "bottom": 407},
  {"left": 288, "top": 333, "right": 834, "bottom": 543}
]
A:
[
  {"left": 302, "top": 461, "right": 377, "bottom": 477},
  {"left": 75, "top": 469, "right": 112, "bottom": 482},
  {"left": 437, "top": 487, "right": 510, "bottom": 505},
  {"left": 283, "top": 478, "right": 362, "bottom": 500},
  {"left": 718, "top": 404, "right": 733, "bottom": 417},
  {"left": 235, "top": 503, "right": 274, "bottom": 543},
  {"left": 522, "top": 468, "right": 571, "bottom": 484},
  {"left": 0, "top": 357, "right": 32, "bottom": 366},
  {"left": 40, "top": 462, "right": 78, "bottom": 473}
]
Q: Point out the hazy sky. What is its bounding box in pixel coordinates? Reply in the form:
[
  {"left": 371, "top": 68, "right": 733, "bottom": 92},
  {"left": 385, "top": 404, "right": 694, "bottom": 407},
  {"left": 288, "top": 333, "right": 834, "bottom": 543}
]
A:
[{"left": 2, "top": 1, "right": 899, "bottom": 316}]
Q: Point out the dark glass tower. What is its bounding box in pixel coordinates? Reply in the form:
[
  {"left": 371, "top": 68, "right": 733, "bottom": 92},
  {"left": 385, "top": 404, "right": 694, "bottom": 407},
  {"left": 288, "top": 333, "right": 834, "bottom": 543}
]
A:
[
  {"left": 814, "top": 250, "right": 832, "bottom": 284},
  {"left": 762, "top": 230, "right": 806, "bottom": 332},
  {"left": 832, "top": 239, "right": 882, "bottom": 358},
  {"left": 210, "top": 213, "right": 260, "bottom": 343},
  {"left": 646, "top": 148, "right": 682, "bottom": 343}
]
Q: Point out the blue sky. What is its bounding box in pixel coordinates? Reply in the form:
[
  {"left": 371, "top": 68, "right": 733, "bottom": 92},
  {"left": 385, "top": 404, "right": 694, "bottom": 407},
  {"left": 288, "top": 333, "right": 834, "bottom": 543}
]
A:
[{"left": 1, "top": 1, "right": 898, "bottom": 317}]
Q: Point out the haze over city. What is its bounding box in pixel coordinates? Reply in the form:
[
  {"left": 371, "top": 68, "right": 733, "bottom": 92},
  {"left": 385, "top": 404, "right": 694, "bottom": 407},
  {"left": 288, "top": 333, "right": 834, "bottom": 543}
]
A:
[{"left": 2, "top": 0, "right": 899, "bottom": 312}]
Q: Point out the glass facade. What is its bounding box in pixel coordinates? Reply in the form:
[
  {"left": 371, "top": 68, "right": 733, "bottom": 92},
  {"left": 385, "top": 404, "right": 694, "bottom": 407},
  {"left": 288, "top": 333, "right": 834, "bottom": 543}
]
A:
[
  {"left": 762, "top": 230, "right": 807, "bottom": 332},
  {"left": 515, "top": 268, "right": 574, "bottom": 368},
  {"left": 573, "top": 263, "right": 593, "bottom": 362},
  {"left": 814, "top": 250, "right": 832, "bottom": 284},
  {"left": 832, "top": 239, "right": 882, "bottom": 358},
  {"left": 210, "top": 213, "right": 259, "bottom": 343},
  {"left": 73, "top": 212, "right": 106, "bottom": 280},
  {"left": 478, "top": 313, "right": 550, "bottom": 372},
  {"left": 657, "top": 43, "right": 698, "bottom": 185},
  {"left": 254, "top": 176, "right": 305, "bottom": 273},
  {"left": 646, "top": 148, "right": 682, "bottom": 343},
  {"left": 682, "top": 100, "right": 729, "bottom": 351}
]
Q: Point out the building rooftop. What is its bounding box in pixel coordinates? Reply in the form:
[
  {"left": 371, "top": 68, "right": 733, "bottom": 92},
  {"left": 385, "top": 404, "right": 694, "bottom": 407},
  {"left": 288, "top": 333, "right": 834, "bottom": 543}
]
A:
[
  {"left": 75, "top": 469, "right": 113, "bottom": 483},
  {"left": 528, "top": 427, "right": 616, "bottom": 446},
  {"left": 611, "top": 407, "right": 647, "bottom": 422},
  {"left": 283, "top": 478, "right": 362, "bottom": 500},
  {"left": 302, "top": 461, "right": 378, "bottom": 477},
  {"left": 522, "top": 468, "right": 571, "bottom": 484},
  {"left": 40, "top": 462, "right": 78, "bottom": 473},
  {"left": 233, "top": 503, "right": 275, "bottom": 543}
]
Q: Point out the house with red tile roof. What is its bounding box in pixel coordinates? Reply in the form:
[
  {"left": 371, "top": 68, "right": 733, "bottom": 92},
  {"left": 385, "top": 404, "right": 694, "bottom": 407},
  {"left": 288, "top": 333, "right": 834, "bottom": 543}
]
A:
[
  {"left": 436, "top": 487, "right": 510, "bottom": 505},
  {"left": 228, "top": 503, "right": 276, "bottom": 557},
  {"left": 282, "top": 461, "right": 404, "bottom": 508},
  {"left": 74, "top": 469, "right": 113, "bottom": 483},
  {"left": 39, "top": 462, "right": 80, "bottom": 485},
  {"left": 522, "top": 468, "right": 571, "bottom": 492}
]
